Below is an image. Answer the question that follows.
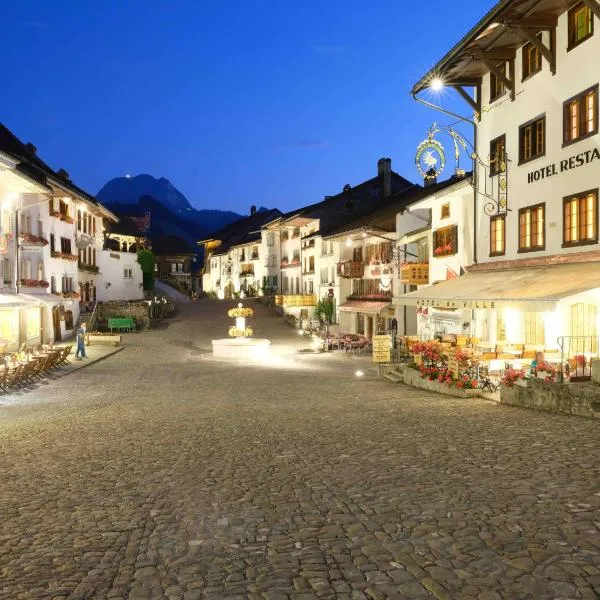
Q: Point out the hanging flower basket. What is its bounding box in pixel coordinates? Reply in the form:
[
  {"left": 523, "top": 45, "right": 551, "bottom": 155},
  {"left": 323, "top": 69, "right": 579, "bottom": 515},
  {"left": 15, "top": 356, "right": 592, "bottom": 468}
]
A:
[
  {"left": 434, "top": 244, "right": 454, "bottom": 257},
  {"left": 228, "top": 306, "right": 254, "bottom": 318}
]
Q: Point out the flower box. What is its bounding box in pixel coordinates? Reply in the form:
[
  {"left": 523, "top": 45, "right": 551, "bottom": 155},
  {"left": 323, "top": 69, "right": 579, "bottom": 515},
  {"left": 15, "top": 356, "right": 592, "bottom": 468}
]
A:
[
  {"left": 514, "top": 378, "right": 529, "bottom": 387},
  {"left": 51, "top": 251, "right": 78, "bottom": 261},
  {"left": 19, "top": 279, "right": 50, "bottom": 288},
  {"left": 20, "top": 232, "right": 49, "bottom": 246}
]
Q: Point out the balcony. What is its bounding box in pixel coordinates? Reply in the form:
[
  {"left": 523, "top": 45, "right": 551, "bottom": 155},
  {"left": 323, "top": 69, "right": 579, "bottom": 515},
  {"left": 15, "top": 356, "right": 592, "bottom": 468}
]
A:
[
  {"left": 78, "top": 262, "right": 100, "bottom": 274},
  {"left": 275, "top": 294, "right": 316, "bottom": 307},
  {"left": 20, "top": 232, "right": 48, "bottom": 246},
  {"left": 400, "top": 262, "right": 429, "bottom": 285},
  {"left": 251, "top": 253, "right": 259, "bottom": 260},
  {"left": 281, "top": 259, "right": 301, "bottom": 269},
  {"left": 337, "top": 261, "right": 364, "bottom": 279},
  {"left": 302, "top": 239, "right": 315, "bottom": 250}
]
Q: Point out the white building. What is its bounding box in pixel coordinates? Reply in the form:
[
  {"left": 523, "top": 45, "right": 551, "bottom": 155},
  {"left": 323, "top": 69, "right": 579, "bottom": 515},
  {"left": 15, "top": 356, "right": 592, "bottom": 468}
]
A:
[
  {"left": 410, "top": 0, "right": 600, "bottom": 355},
  {"left": 395, "top": 175, "right": 474, "bottom": 338}
]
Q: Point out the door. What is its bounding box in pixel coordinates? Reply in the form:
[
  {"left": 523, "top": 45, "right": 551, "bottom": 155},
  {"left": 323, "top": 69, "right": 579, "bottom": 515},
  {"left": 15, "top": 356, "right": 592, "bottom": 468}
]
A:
[
  {"left": 52, "top": 306, "right": 62, "bottom": 342},
  {"left": 224, "top": 281, "right": 234, "bottom": 299}
]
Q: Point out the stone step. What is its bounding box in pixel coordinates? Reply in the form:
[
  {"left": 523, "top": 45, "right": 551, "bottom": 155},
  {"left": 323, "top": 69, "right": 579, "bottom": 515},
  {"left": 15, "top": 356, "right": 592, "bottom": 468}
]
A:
[{"left": 382, "top": 371, "right": 404, "bottom": 384}]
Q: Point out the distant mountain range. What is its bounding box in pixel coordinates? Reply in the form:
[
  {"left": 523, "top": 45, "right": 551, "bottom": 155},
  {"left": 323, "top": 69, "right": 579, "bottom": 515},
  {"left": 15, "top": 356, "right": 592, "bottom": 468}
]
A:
[{"left": 96, "top": 174, "right": 264, "bottom": 249}]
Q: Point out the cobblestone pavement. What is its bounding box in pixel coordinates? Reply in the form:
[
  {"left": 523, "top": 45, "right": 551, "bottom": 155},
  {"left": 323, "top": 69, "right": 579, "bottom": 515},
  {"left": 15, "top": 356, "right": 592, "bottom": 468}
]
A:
[{"left": 1, "top": 300, "right": 600, "bottom": 600}]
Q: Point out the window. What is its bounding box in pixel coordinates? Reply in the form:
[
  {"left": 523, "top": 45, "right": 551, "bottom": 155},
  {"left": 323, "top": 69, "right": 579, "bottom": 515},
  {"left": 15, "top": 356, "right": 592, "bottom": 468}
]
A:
[
  {"left": 309, "top": 280, "right": 313, "bottom": 294},
  {"left": 525, "top": 312, "right": 545, "bottom": 346},
  {"left": 50, "top": 275, "right": 56, "bottom": 293},
  {"left": 490, "top": 135, "right": 506, "bottom": 175},
  {"left": 518, "top": 204, "right": 545, "bottom": 252},
  {"left": 433, "top": 225, "right": 458, "bottom": 256},
  {"left": 60, "top": 237, "right": 72, "bottom": 254},
  {"left": 564, "top": 85, "right": 598, "bottom": 145},
  {"left": 271, "top": 275, "right": 277, "bottom": 288},
  {"left": 441, "top": 203, "right": 450, "bottom": 219},
  {"left": 416, "top": 238, "right": 429, "bottom": 262},
  {"left": 61, "top": 276, "right": 73, "bottom": 292},
  {"left": 320, "top": 267, "right": 328, "bottom": 284},
  {"left": 568, "top": 3, "right": 593, "bottom": 50},
  {"left": 50, "top": 234, "right": 55, "bottom": 253},
  {"left": 171, "top": 263, "right": 176, "bottom": 273},
  {"left": 522, "top": 35, "right": 543, "bottom": 80},
  {"left": 329, "top": 241, "right": 334, "bottom": 254},
  {"left": 489, "top": 63, "right": 507, "bottom": 102},
  {"left": 352, "top": 247, "right": 363, "bottom": 262},
  {"left": 59, "top": 200, "right": 69, "bottom": 217},
  {"left": 124, "top": 268, "right": 133, "bottom": 279},
  {"left": 519, "top": 116, "right": 545, "bottom": 163},
  {"left": 267, "top": 233, "right": 274, "bottom": 246},
  {"left": 563, "top": 189, "right": 598, "bottom": 246},
  {"left": 490, "top": 216, "right": 506, "bottom": 256},
  {"left": 570, "top": 303, "right": 597, "bottom": 351}
]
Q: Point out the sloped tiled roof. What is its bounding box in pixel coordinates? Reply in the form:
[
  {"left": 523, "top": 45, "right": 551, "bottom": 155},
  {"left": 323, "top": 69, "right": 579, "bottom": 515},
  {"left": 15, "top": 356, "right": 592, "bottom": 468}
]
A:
[
  {"left": 207, "top": 209, "right": 283, "bottom": 256},
  {"left": 0, "top": 122, "right": 99, "bottom": 205},
  {"left": 320, "top": 173, "right": 472, "bottom": 239}
]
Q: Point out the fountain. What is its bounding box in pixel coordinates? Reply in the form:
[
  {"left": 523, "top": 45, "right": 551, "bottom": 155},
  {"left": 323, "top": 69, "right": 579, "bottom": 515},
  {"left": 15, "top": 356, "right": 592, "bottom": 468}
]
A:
[{"left": 212, "top": 303, "right": 271, "bottom": 359}]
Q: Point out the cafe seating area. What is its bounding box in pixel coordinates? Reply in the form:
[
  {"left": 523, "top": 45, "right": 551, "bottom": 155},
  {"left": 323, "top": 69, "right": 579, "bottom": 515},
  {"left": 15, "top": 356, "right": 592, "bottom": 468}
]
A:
[{"left": 0, "top": 344, "right": 73, "bottom": 393}]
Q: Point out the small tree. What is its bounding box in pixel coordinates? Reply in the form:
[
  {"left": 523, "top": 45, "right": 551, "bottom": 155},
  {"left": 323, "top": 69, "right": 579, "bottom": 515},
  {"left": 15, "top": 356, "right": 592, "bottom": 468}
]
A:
[
  {"left": 316, "top": 298, "right": 335, "bottom": 335},
  {"left": 137, "top": 248, "right": 156, "bottom": 291}
]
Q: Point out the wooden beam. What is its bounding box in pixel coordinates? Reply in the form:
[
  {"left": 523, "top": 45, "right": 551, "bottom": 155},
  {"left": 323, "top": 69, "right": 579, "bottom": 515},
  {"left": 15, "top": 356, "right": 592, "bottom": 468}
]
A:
[
  {"left": 481, "top": 58, "right": 513, "bottom": 91},
  {"left": 516, "top": 26, "right": 556, "bottom": 74},
  {"left": 501, "top": 16, "right": 557, "bottom": 29},
  {"left": 581, "top": 0, "right": 600, "bottom": 21},
  {"left": 470, "top": 50, "right": 516, "bottom": 61},
  {"left": 452, "top": 85, "right": 478, "bottom": 113}
]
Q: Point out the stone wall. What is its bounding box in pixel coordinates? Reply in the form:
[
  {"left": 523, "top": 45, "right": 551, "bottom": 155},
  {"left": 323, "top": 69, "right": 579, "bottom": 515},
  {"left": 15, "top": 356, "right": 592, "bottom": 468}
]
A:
[
  {"left": 95, "top": 301, "right": 152, "bottom": 331},
  {"left": 501, "top": 378, "right": 600, "bottom": 419}
]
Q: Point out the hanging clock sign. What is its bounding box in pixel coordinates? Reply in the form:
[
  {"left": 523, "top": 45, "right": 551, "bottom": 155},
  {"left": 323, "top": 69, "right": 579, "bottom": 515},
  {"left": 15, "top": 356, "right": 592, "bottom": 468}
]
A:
[{"left": 415, "top": 136, "right": 446, "bottom": 181}]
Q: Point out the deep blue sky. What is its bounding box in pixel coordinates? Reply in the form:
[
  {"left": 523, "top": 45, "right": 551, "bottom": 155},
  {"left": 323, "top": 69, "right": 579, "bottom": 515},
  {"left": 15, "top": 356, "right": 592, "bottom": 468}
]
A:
[{"left": 1, "top": 1, "right": 496, "bottom": 214}]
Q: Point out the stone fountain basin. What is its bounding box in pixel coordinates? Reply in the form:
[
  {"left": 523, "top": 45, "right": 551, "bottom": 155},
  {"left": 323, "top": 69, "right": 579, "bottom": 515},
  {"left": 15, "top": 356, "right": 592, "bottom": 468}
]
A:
[{"left": 212, "top": 338, "right": 271, "bottom": 359}]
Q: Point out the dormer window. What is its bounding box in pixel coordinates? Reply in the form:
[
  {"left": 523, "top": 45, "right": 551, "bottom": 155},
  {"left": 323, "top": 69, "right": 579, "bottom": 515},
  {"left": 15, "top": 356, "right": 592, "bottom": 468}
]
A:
[{"left": 522, "top": 35, "right": 542, "bottom": 80}]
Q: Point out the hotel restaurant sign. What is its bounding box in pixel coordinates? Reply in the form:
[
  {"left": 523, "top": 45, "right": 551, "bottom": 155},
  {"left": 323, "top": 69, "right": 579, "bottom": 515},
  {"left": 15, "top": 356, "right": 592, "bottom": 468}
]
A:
[{"left": 527, "top": 147, "right": 600, "bottom": 184}]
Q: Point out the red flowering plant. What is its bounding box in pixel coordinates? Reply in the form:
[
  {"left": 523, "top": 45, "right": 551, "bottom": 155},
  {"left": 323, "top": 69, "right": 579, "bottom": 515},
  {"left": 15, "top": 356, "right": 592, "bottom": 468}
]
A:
[
  {"left": 535, "top": 360, "right": 556, "bottom": 381},
  {"left": 20, "top": 232, "right": 49, "bottom": 245},
  {"left": 434, "top": 244, "right": 453, "bottom": 256},
  {"left": 19, "top": 279, "right": 49, "bottom": 288},
  {"left": 501, "top": 367, "right": 526, "bottom": 387},
  {"left": 454, "top": 374, "right": 479, "bottom": 389}
]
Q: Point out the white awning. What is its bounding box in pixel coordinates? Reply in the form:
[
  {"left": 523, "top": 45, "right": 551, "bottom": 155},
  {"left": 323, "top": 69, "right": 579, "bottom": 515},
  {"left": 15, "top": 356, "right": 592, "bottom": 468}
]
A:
[
  {"left": 394, "top": 262, "right": 600, "bottom": 312},
  {"left": 339, "top": 300, "right": 391, "bottom": 315},
  {"left": 20, "top": 293, "right": 68, "bottom": 306},
  {"left": 0, "top": 293, "right": 40, "bottom": 307}
]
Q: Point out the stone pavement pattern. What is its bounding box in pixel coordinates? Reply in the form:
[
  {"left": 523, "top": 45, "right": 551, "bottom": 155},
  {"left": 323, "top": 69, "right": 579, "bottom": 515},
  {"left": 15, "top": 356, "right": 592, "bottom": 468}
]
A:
[{"left": 1, "top": 300, "right": 600, "bottom": 600}]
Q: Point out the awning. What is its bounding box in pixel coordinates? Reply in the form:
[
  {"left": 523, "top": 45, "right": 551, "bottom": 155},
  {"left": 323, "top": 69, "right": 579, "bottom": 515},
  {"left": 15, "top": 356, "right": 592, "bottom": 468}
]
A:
[
  {"left": 0, "top": 293, "right": 40, "bottom": 307},
  {"left": 394, "top": 262, "right": 600, "bottom": 312},
  {"left": 339, "top": 300, "right": 391, "bottom": 314},
  {"left": 21, "top": 293, "right": 68, "bottom": 306}
]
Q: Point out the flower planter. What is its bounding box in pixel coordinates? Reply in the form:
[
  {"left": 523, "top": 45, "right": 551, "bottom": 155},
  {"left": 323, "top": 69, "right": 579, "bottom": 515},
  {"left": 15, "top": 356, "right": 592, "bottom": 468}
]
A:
[
  {"left": 402, "top": 367, "right": 481, "bottom": 398},
  {"left": 514, "top": 378, "right": 529, "bottom": 388}
]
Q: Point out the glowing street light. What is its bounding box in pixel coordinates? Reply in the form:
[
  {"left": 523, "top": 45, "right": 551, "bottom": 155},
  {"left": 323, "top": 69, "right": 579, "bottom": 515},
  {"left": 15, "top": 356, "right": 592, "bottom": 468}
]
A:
[{"left": 430, "top": 77, "right": 445, "bottom": 92}]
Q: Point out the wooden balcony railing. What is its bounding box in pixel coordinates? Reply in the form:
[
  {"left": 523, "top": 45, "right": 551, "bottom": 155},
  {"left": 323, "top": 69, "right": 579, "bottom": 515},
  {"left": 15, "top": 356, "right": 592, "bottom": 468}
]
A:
[
  {"left": 337, "top": 260, "right": 364, "bottom": 278},
  {"left": 274, "top": 294, "right": 317, "bottom": 307},
  {"left": 400, "top": 262, "right": 429, "bottom": 285}
]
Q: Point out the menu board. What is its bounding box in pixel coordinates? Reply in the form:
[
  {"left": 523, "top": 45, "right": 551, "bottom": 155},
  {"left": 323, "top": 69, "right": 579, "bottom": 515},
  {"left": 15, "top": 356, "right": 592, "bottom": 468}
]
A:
[{"left": 372, "top": 335, "right": 392, "bottom": 363}]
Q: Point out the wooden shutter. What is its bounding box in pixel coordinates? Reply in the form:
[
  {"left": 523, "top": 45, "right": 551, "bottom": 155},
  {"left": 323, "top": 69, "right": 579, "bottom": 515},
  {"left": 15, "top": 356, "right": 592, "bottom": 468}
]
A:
[
  {"left": 451, "top": 225, "right": 458, "bottom": 255},
  {"left": 433, "top": 229, "right": 438, "bottom": 251}
]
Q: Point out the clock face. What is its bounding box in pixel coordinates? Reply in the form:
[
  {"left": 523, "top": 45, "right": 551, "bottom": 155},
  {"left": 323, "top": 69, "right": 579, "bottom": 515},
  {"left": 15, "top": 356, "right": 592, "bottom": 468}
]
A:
[{"left": 415, "top": 138, "right": 446, "bottom": 180}]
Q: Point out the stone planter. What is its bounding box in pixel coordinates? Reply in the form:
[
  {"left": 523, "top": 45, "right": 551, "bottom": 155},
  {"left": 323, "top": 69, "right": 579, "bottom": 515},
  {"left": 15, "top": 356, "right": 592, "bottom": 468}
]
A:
[
  {"left": 514, "top": 378, "right": 529, "bottom": 388},
  {"left": 402, "top": 367, "right": 481, "bottom": 398}
]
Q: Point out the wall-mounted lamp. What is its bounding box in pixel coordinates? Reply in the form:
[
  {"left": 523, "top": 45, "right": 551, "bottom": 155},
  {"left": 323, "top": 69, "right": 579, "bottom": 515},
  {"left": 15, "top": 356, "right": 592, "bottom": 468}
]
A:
[{"left": 105, "top": 282, "right": 111, "bottom": 289}]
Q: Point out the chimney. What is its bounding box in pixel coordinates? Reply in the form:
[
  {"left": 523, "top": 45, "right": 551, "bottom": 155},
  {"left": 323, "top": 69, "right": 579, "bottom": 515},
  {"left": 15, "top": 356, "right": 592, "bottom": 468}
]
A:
[
  {"left": 56, "top": 168, "right": 70, "bottom": 181},
  {"left": 250, "top": 205, "right": 257, "bottom": 215},
  {"left": 343, "top": 184, "right": 351, "bottom": 192},
  {"left": 25, "top": 142, "right": 37, "bottom": 155},
  {"left": 378, "top": 157, "right": 392, "bottom": 197}
]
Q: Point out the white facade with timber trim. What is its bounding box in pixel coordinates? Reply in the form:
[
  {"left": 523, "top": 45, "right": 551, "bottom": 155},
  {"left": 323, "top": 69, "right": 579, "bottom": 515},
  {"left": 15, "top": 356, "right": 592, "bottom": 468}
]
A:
[{"left": 410, "top": 0, "right": 600, "bottom": 354}]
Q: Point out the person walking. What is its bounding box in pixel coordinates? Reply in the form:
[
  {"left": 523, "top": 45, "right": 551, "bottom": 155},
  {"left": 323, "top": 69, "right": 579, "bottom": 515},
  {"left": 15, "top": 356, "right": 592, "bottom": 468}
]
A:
[{"left": 75, "top": 323, "right": 87, "bottom": 360}]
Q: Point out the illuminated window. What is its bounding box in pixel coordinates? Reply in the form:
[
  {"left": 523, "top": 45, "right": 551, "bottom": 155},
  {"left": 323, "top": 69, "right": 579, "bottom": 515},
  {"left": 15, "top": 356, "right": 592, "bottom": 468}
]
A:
[
  {"left": 441, "top": 203, "right": 450, "bottom": 219},
  {"left": 490, "top": 135, "right": 506, "bottom": 175},
  {"left": 522, "top": 35, "right": 543, "bottom": 80},
  {"left": 525, "top": 312, "right": 544, "bottom": 345},
  {"left": 490, "top": 216, "right": 505, "bottom": 256},
  {"left": 563, "top": 85, "right": 598, "bottom": 145},
  {"left": 568, "top": 3, "right": 593, "bottom": 49},
  {"left": 519, "top": 204, "right": 545, "bottom": 252},
  {"left": 26, "top": 307, "right": 40, "bottom": 339},
  {"left": 519, "top": 116, "right": 545, "bottom": 163},
  {"left": 0, "top": 309, "right": 17, "bottom": 342},
  {"left": 570, "top": 303, "right": 597, "bottom": 352},
  {"left": 563, "top": 190, "right": 598, "bottom": 246}
]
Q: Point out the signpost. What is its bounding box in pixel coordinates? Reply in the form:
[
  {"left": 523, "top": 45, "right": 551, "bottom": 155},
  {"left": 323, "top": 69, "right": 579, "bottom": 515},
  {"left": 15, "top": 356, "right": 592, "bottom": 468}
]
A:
[{"left": 372, "top": 334, "right": 392, "bottom": 364}]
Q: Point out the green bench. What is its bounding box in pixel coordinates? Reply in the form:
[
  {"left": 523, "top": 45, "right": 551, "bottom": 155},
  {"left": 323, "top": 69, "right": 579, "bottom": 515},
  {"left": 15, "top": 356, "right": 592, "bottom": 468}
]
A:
[{"left": 107, "top": 317, "right": 136, "bottom": 333}]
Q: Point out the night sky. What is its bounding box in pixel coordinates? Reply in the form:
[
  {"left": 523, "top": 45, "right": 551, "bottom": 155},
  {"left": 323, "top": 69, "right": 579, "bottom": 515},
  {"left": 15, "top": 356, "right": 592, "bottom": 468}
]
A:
[{"left": 1, "top": 1, "right": 496, "bottom": 213}]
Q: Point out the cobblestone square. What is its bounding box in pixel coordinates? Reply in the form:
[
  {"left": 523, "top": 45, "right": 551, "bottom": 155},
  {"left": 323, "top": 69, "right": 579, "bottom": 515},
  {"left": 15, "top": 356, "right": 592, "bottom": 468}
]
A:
[{"left": 1, "top": 300, "right": 600, "bottom": 600}]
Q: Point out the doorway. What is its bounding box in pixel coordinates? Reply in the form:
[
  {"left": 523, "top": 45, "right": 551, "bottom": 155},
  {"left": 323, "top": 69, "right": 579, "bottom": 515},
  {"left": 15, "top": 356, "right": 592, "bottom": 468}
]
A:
[
  {"left": 52, "top": 306, "right": 62, "bottom": 342},
  {"left": 224, "top": 281, "right": 234, "bottom": 299}
]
